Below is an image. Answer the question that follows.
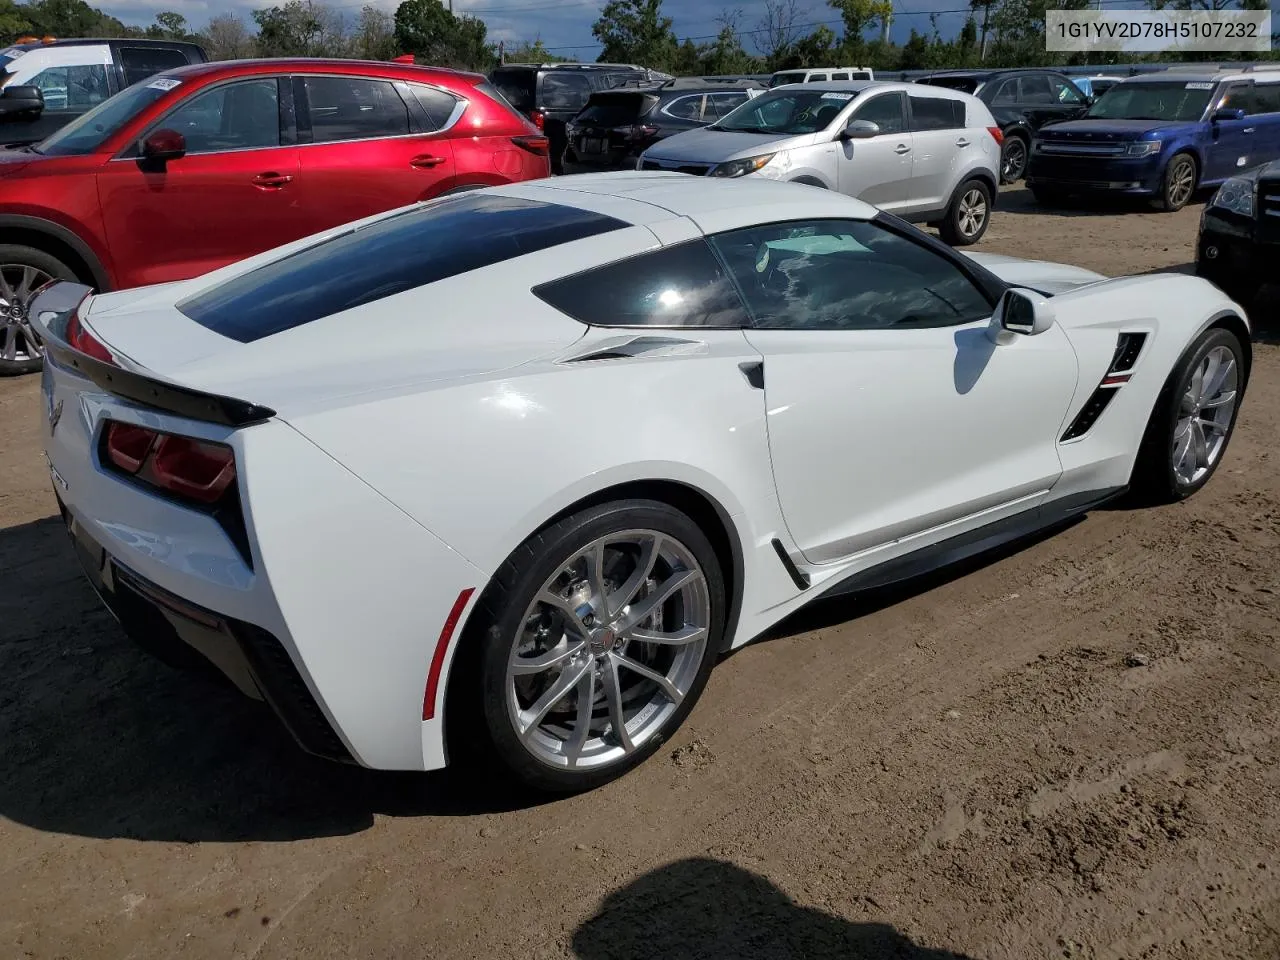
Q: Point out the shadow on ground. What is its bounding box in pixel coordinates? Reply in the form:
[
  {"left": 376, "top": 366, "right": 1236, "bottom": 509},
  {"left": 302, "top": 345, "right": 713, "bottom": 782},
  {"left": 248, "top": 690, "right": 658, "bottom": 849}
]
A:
[
  {"left": 573, "top": 857, "right": 977, "bottom": 960},
  {"left": 0, "top": 515, "right": 548, "bottom": 845},
  {"left": 997, "top": 184, "right": 1209, "bottom": 217}
]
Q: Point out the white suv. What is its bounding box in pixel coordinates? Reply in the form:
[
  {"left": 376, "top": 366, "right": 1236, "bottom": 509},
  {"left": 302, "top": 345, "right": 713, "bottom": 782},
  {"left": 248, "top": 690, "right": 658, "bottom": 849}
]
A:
[{"left": 636, "top": 81, "right": 1002, "bottom": 245}]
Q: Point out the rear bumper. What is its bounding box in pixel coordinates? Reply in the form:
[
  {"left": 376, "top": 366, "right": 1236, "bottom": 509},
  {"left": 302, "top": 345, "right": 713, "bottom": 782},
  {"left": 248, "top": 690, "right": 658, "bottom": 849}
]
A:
[{"left": 59, "top": 492, "right": 356, "bottom": 763}]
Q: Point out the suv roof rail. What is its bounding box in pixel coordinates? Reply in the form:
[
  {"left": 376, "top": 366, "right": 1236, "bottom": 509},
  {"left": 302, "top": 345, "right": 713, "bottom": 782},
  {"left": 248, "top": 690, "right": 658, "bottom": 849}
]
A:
[
  {"left": 1243, "top": 63, "right": 1280, "bottom": 72},
  {"left": 499, "top": 61, "right": 656, "bottom": 71},
  {"left": 660, "top": 75, "right": 765, "bottom": 89}
]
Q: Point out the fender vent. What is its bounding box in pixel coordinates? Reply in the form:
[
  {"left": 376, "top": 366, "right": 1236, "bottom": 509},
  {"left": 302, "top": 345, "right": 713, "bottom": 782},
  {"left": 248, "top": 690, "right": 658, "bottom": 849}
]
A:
[
  {"left": 1061, "top": 386, "right": 1119, "bottom": 441},
  {"left": 1110, "top": 332, "right": 1147, "bottom": 373}
]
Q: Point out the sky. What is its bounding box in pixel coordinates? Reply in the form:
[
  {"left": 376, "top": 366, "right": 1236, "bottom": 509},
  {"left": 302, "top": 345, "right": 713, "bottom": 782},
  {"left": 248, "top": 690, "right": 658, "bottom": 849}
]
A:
[{"left": 94, "top": 0, "right": 979, "bottom": 57}]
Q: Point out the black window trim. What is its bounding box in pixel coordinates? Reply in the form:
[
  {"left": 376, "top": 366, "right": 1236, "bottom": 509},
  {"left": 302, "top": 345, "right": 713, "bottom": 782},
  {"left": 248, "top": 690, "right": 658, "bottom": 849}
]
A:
[
  {"left": 111, "top": 74, "right": 295, "bottom": 161},
  {"left": 716, "top": 212, "right": 1007, "bottom": 331},
  {"left": 291, "top": 72, "right": 460, "bottom": 147}
]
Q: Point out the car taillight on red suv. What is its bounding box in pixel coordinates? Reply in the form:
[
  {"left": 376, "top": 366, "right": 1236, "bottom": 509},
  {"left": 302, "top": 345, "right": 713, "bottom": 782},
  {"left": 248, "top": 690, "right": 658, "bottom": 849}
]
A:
[{"left": 102, "top": 420, "right": 237, "bottom": 506}]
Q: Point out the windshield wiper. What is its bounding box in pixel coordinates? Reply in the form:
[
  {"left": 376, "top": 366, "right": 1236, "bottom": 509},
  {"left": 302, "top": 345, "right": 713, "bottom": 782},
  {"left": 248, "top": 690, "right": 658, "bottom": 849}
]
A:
[{"left": 720, "top": 125, "right": 771, "bottom": 134}]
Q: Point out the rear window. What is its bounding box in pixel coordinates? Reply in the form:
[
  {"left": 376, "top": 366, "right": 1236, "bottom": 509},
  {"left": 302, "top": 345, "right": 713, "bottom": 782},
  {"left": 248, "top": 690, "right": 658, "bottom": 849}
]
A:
[
  {"left": 919, "top": 76, "right": 980, "bottom": 95},
  {"left": 910, "top": 95, "right": 965, "bottom": 131},
  {"left": 490, "top": 69, "right": 534, "bottom": 112},
  {"left": 178, "top": 194, "right": 628, "bottom": 343},
  {"left": 118, "top": 46, "right": 191, "bottom": 87},
  {"left": 577, "top": 92, "right": 654, "bottom": 125}
]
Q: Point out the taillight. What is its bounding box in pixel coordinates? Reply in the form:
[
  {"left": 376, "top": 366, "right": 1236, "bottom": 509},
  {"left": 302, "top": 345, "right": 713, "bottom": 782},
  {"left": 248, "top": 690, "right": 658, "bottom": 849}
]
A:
[
  {"left": 629, "top": 124, "right": 658, "bottom": 140},
  {"left": 987, "top": 125, "right": 1005, "bottom": 146},
  {"left": 511, "top": 135, "right": 549, "bottom": 155},
  {"left": 530, "top": 110, "right": 545, "bottom": 131},
  {"left": 102, "top": 420, "right": 237, "bottom": 506},
  {"left": 65, "top": 311, "right": 115, "bottom": 365}
]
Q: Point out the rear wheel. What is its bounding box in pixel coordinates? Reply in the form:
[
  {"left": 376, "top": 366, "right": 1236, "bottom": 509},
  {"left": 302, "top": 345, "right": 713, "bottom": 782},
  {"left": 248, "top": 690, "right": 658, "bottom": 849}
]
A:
[
  {"left": 453, "top": 499, "right": 725, "bottom": 793},
  {"left": 939, "top": 179, "right": 992, "bottom": 246},
  {"left": 1153, "top": 153, "right": 1197, "bottom": 212},
  {"left": 999, "top": 133, "right": 1029, "bottom": 184},
  {"left": 1130, "top": 326, "right": 1245, "bottom": 504},
  {"left": 0, "top": 245, "right": 77, "bottom": 377}
]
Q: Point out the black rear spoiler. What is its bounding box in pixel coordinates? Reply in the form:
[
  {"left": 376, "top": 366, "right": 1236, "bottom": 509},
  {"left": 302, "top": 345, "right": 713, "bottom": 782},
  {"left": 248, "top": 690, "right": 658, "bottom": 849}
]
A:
[{"left": 30, "top": 281, "right": 277, "bottom": 428}]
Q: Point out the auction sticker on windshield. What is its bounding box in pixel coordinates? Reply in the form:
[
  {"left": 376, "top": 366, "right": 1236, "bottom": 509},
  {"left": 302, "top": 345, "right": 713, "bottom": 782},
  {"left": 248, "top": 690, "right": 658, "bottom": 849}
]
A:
[
  {"left": 821, "top": 92, "right": 854, "bottom": 101},
  {"left": 147, "top": 78, "right": 182, "bottom": 91}
]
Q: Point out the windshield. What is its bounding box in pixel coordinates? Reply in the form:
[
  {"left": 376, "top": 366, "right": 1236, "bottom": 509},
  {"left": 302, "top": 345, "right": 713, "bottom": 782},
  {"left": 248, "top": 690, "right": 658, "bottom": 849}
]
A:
[
  {"left": 714, "top": 89, "right": 851, "bottom": 135},
  {"left": 1084, "top": 81, "right": 1216, "bottom": 122},
  {"left": 35, "top": 79, "right": 175, "bottom": 156}
]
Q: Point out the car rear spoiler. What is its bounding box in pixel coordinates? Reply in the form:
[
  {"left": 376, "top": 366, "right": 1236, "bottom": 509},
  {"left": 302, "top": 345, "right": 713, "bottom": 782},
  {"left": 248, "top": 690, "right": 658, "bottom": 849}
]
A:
[{"left": 29, "top": 281, "right": 277, "bottom": 428}]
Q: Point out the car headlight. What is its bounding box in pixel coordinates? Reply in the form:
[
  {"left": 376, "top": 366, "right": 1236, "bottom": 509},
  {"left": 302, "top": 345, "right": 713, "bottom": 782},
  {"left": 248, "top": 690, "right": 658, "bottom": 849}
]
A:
[
  {"left": 1125, "top": 140, "right": 1162, "bottom": 157},
  {"left": 710, "top": 154, "right": 776, "bottom": 178},
  {"left": 1210, "top": 177, "right": 1256, "bottom": 218}
]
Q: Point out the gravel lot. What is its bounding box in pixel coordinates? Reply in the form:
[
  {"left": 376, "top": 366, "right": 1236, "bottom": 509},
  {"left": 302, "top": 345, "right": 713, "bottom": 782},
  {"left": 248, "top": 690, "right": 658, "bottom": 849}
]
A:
[{"left": 2, "top": 185, "right": 1278, "bottom": 960}]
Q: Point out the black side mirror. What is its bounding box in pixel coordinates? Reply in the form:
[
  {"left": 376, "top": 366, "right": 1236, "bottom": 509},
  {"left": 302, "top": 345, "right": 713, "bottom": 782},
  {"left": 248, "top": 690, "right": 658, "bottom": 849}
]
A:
[
  {"left": 1212, "top": 107, "right": 1246, "bottom": 123},
  {"left": 0, "top": 85, "right": 45, "bottom": 120}
]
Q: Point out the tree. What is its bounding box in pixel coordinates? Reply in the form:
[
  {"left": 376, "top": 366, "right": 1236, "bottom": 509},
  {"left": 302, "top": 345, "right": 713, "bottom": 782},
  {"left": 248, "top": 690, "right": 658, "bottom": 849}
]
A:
[
  {"left": 827, "top": 0, "right": 894, "bottom": 49},
  {"left": 775, "top": 23, "right": 836, "bottom": 68},
  {"left": 0, "top": 0, "right": 33, "bottom": 41},
  {"left": 253, "top": 0, "right": 346, "bottom": 56},
  {"left": 697, "top": 10, "right": 760, "bottom": 74},
  {"left": 395, "top": 0, "right": 493, "bottom": 69},
  {"left": 352, "top": 4, "right": 398, "bottom": 60},
  {"left": 22, "top": 0, "right": 128, "bottom": 37},
  {"left": 152, "top": 10, "right": 187, "bottom": 37},
  {"left": 898, "top": 27, "right": 932, "bottom": 68},
  {"left": 502, "top": 37, "right": 567, "bottom": 63},
  {"left": 756, "top": 0, "right": 806, "bottom": 68},
  {"left": 199, "top": 12, "right": 255, "bottom": 60},
  {"left": 591, "top": 0, "right": 678, "bottom": 70}
]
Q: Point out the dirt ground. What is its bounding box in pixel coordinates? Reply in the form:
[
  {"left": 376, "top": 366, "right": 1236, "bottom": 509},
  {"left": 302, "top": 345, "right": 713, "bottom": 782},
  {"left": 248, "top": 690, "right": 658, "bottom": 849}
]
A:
[{"left": 2, "top": 185, "right": 1279, "bottom": 960}]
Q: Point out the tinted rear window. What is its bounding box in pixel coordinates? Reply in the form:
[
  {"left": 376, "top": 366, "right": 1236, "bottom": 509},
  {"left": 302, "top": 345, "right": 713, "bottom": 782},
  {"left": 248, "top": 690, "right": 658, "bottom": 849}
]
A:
[
  {"left": 578, "top": 92, "right": 655, "bottom": 125},
  {"left": 178, "top": 194, "right": 628, "bottom": 343},
  {"left": 910, "top": 95, "right": 965, "bottom": 131},
  {"left": 490, "top": 69, "right": 534, "bottom": 112},
  {"left": 919, "top": 76, "right": 980, "bottom": 94}
]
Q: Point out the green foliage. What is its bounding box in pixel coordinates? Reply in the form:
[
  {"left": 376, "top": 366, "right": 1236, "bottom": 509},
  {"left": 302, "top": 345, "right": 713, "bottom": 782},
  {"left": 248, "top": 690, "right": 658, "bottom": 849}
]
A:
[
  {"left": 394, "top": 0, "right": 493, "bottom": 70},
  {"left": 591, "top": 0, "right": 678, "bottom": 69}
]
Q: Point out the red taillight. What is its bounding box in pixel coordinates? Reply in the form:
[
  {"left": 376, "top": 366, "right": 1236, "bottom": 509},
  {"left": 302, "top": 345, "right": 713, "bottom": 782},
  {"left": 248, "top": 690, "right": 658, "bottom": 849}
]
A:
[
  {"left": 104, "top": 421, "right": 157, "bottom": 474},
  {"left": 511, "top": 134, "right": 549, "bottom": 155},
  {"left": 530, "top": 110, "right": 545, "bottom": 131},
  {"left": 102, "top": 419, "right": 236, "bottom": 506},
  {"left": 65, "top": 311, "right": 115, "bottom": 365},
  {"left": 988, "top": 125, "right": 1005, "bottom": 146}
]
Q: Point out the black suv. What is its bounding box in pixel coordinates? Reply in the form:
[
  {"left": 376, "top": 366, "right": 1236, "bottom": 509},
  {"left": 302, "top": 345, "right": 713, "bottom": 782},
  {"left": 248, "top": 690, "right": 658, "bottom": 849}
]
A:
[
  {"left": 488, "top": 62, "right": 671, "bottom": 173},
  {"left": 563, "top": 76, "right": 764, "bottom": 174},
  {"left": 1197, "top": 158, "right": 1280, "bottom": 306},
  {"left": 0, "top": 37, "right": 207, "bottom": 146},
  {"left": 916, "top": 68, "right": 1091, "bottom": 183}
]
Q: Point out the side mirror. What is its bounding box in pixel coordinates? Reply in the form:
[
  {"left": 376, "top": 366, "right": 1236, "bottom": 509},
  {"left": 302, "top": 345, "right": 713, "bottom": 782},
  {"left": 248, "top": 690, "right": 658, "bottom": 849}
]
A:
[
  {"left": 992, "top": 287, "right": 1055, "bottom": 338},
  {"left": 139, "top": 128, "right": 186, "bottom": 165},
  {"left": 1084, "top": 94, "right": 1096, "bottom": 107},
  {"left": 840, "top": 118, "right": 880, "bottom": 140},
  {"left": 1212, "top": 107, "right": 1246, "bottom": 123},
  {"left": 0, "top": 85, "right": 45, "bottom": 119}
]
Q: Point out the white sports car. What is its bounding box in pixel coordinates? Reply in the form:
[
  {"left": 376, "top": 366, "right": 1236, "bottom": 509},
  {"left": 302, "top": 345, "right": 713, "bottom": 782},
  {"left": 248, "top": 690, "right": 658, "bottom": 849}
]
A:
[{"left": 32, "top": 174, "right": 1250, "bottom": 793}]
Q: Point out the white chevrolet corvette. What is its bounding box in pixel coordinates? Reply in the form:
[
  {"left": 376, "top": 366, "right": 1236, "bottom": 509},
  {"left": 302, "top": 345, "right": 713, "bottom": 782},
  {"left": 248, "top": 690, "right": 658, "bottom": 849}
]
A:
[{"left": 33, "top": 174, "right": 1249, "bottom": 793}]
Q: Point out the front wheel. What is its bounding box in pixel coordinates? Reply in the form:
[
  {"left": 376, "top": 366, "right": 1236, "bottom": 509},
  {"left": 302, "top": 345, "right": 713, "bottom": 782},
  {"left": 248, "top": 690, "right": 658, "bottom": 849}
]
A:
[
  {"left": 1129, "top": 326, "right": 1246, "bottom": 504},
  {"left": 939, "top": 179, "right": 992, "bottom": 246},
  {"left": 1153, "top": 153, "right": 1197, "bottom": 212},
  {"left": 456, "top": 499, "right": 726, "bottom": 793}
]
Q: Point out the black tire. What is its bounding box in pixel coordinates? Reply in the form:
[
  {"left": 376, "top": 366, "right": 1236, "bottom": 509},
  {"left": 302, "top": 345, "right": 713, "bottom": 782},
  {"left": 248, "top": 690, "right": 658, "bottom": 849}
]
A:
[
  {"left": 999, "top": 133, "right": 1029, "bottom": 184},
  {"left": 448, "top": 498, "right": 726, "bottom": 794},
  {"left": 1029, "top": 184, "right": 1067, "bottom": 207},
  {"left": 1129, "top": 326, "right": 1246, "bottom": 505},
  {"left": 938, "top": 178, "right": 993, "bottom": 246},
  {"left": 0, "top": 244, "right": 78, "bottom": 377},
  {"left": 1152, "top": 152, "right": 1197, "bottom": 212}
]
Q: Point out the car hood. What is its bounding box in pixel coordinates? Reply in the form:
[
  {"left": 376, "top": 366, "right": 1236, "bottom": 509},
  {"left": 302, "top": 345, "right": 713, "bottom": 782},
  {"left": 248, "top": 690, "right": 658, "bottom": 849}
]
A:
[
  {"left": 1036, "top": 118, "right": 1194, "bottom": 140},
  {"left": 643, "top": 126, "right": 820, "bottom": 163},
  {"left": 963, "top": 252, "right": 1108, "bottom": 294},
  {"left": 0, "top": 145, "right": 36, "bottom": 177}
]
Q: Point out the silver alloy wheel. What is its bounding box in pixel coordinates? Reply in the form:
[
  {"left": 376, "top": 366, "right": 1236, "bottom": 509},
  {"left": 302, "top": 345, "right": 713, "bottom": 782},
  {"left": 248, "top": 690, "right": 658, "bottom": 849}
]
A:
[
  {"left": 1002, "top": 139, "right": 1026, "bottom": 180},
  {"left": 1172, "top": 344, "right": 1238, "bottom": 485},
  {"left": 957, "top": 188, "right": 988, "bottom": 239},
  {"left": 1167, "top": 157, "right": 1195, "bottom": 209},
  {"left": 506, "top": 530, "right": 710, "bottom": 771},
  {"left": 0, "top": 264, "right": 53, "bottom": 364}
]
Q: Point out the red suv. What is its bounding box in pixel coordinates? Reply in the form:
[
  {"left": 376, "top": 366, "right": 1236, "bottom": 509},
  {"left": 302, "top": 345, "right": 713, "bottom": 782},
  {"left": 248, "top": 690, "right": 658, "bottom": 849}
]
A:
[{"left": 0, "top": 58, "right": 550, "bottom": 374}]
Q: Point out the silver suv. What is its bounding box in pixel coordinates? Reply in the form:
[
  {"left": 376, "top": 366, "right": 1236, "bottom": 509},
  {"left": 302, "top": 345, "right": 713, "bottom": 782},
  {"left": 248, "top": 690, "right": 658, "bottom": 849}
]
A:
[{"left": 636, "top": 81, "right": 1002, "bottom": 245}]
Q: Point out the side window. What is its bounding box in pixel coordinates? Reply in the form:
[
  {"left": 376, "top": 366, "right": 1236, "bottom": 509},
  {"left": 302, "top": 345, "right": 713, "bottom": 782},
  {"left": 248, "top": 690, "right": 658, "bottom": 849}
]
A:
[
  {"left": 1254, "top": 83, "right": 1280, "bottom": 114},
  {"left": 1052, "top": 77, "right": 1085, "bottom": 105},
  {"left": 662, "top": 95, "right": 704, "bottom": 121},
  {"left": 852, "top": 92, "right": 905, "bottom": 134},
  {"left": 707, "top": 219, "right": 994, "bottom": 331},
  {"left": 991, "top": 79, "right": 1018, "bottom": 105},
  {"left": 539, "top": 72, "right": 592, "bottom": 111},
  {"left": 27, "top": 64, "right": 110, "bottom": 111},
  {"left": 707, "top": 92, "right": 748, "bottom": 118},
  {"left": 303, "top": 76, "right": 409, "bottom": 142},
  {"left": 159, "top": 78, "right": 280, "bottom": 154},
  {"left": 831, "top": 72, "right": 850, "bottom": 81},
  {"left": 909, "top": 95, "right": 964, "bottom": 131},
  {"left": 1019, "top": 75, "right": 1054, "bottom": 104},
  {"left": 409, "top": 83, "right": 461, "bottom": 131},
  {"left": 1220, "top": 83, "right": 1253, "bottom": 114},
  {"left": 118, "top": 47, "right": 190, "bottom": 87},
  {"left": 531, "top": 240, "right": 750, "bottom": 329},
  {"left": 807, "top": 73, "right": 828, "bottom": 82}
]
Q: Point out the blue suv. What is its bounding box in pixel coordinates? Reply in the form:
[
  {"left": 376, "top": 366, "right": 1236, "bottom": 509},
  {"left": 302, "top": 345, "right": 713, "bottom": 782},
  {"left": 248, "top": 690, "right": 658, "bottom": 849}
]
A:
[{"left": 1025, "top": 66, "right": 1280, "bottom": 212}]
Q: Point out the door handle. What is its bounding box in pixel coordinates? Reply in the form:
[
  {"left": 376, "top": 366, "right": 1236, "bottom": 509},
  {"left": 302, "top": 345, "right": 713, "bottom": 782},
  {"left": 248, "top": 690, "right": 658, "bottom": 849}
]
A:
[
  {"left": 1243, "top": 127, "right": 1256, "bottom": 134},
  {"left": 956, "top": 137, "right": 971, "bottom": 147},
  {"left": 411, "top": 154, "right": 447, "bottom": 168},
  {"left": 894, "top": 143, "right": 911, "bottom": 155},
  {"left": 252, "top": 172, "right": 293, "bottom": 188}
]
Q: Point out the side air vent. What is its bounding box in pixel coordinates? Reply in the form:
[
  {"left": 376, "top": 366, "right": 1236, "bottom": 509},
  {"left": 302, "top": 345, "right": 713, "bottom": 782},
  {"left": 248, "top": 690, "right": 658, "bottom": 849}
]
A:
[
  {"left": 1109, "top": 332, "right": 1147, "bottom": 373},
  {"left": 1061, "top": 387, "right": 1119, "bottom": 441}
]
